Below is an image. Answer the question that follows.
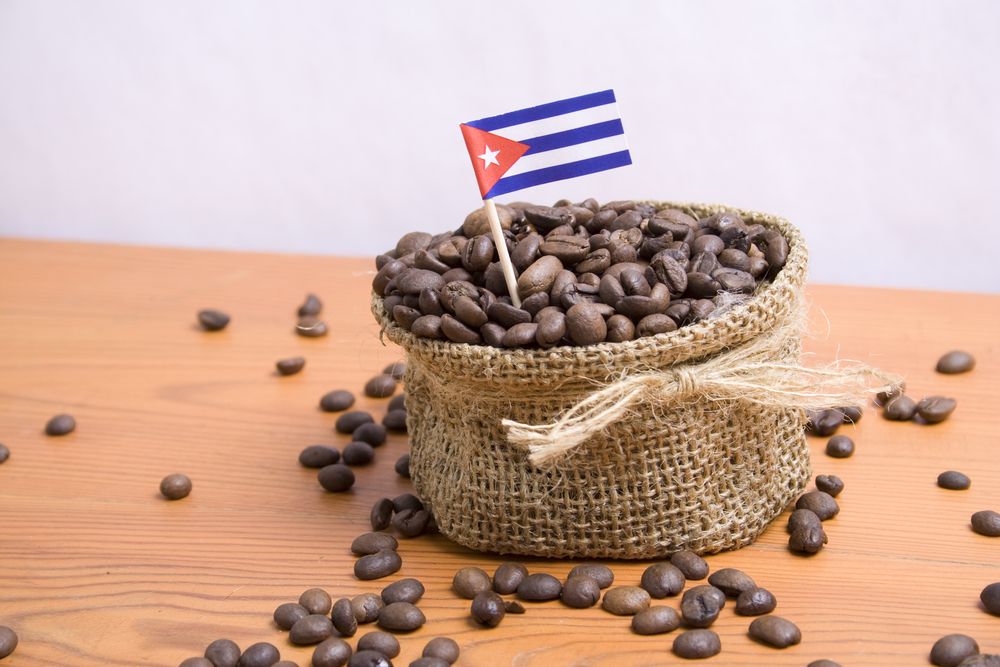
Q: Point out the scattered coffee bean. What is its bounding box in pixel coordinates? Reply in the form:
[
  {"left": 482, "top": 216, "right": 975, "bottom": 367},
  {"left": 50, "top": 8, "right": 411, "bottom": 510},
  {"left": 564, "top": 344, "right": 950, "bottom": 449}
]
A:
[
  {"left": 672, "top": 629, "right": 721, "bottom": 659},
  {"left": 298, "top": 293, "right": 323, "bottom": 317},
  {"left": 382, "top": 578, "right": 425, "bottom": 605},
  {"left": 290, "top": 613, "right": 335, "bottom": 645},
  {"left": 204, "top": 639, "right": 240, "bottom": 667},
  {"left": 321, "top": 390, "right": 356, "bottom": 412},
  {"left": 160, "top": 473, "right": 192, "bottom": 500},
  {"left": 748, "top": 615, "right": 801, "bottom": 648},
  {"left": 318, "top": 464, "right": 355, "bottom": 492},
  {"left": 491, "top": 562, "right": 528, "bottom": 594},
  {"left": 388, "top": 394, "right": 406, "bottom": 411},
  {"left": 411, "top": 658, "right": 449, "bottom": 667},
  {"left": 0, "top": 626, "right": 17, "bottom": 660},
  {"left": 237, "top": 642, "right": 280, "bottom": 667},
  {"left": 300, "top": 445, "right": 341, "bottom": 468},
  {"left": 352, "top": 533, "right": 399, "bottom": 556},
  {"left": 353, "top": 423, "right": 387, "bottom": 447},
  {"left": 708, "top": 568, "right": 756, "bottom": 597},
  {"left": 383, "top": 361, "right": 406, "bottom": 380},
  {"left": 680, "top": 585, "right": 726, "bottom": 628},
  {"left": 298, "top": 587, "right": 332, "bottom": 615},
  {"left": 568, "top": 563, "right": 614, "bottom": 588},
  {"left": 561, "top": 574, "right": 602, "bottom": 608},
  {"left": 883, "top": 395, "right": 917, "bottom": 421},
  {"left": 45, "top": 413, "right": 76, "bottom": 436},
  {"left": 275, "top": 357, "right": 306, "bottom": 375},
  {"left": 956, "top": 655, "right": 1000, "bottom": 667},
  {"left": 972, "top": 510, "right": 1000, "bottom": 537},
  {"left": 394, "top": 453, "right": 410, "bottom": 477},
  {"left": 517, "top": 573, "right": 563, "bottom": 601},
  {"left": 917, "top": 396, "right": 957, "bottom": 424},
  {"left": 815, "top": 474, "right": 844, "bottom": 497},
  {"left": 336, "top": 411, "right": 374, "bottom": 434},
  {"left": 370, "top": 498, "right": 394, "bottom": 531},
  {"left": 357, "top": 631, "right": 400, "bottom": 658},
  {"left": 355, "top": 549, "right": 402, "bottom": 580},
  {"left": 932, "top": 634, "right": 981, "bottom": 667},
  {"left": 601, "top": 586, "right": 651, "bottom": 616},
  {"left": 392, "top": 509, "right": 430, "bottom": 537},
  {"left": 383, "top": 410, "right": 408, "bottom": 433},
  {"left": 938, "top": 471, "right": 971, "bottom": 490},
  {"left": 348, "top": 650, "right": 391, "bottom": 667},
  {"left": 0, "top": 443, "right": 10, "bottom": 463},
  {"left": 343, "top": 441, "right": 375, "bottom": 466},
  {"left": 198, "top": 309, "right": 230, "bottom": 331},
  {"left": 796, "top": 491, "right": 840, "bottom": 520},
  {"left": 377, "top": 601, "right": 425, "bottom": 632},
  {"left": 332, "top": 598, "right": 358, "bottom": 637},
  {"left": 365, "top": 375, "right": 397, "bottom": 398},
  {"left": 806, "top": 409, "right": 842, "bottom": 436},
  {"left": 670, "top": 550, "right": 709, "bottom": 580},
  {"left": 311, "top": 637, "right": 352, "bottom": 667},
  {"left": 352, "top": 593, "right": 384, "bottom": 624},
  {"left": 840, "top": 405, "right": 863, "bottom": 423},
  {"left": 640, "top": 562, "right": 685, "bottom": 598},
  {"left": 788, "top": 508, "right": 823, "bottom": 533},
  {"left": 631, "top": 605, "right": 681, "bottom": 635},
  {"left": 274, "top": 602, "right": 310, "bottom": 630},
  {"left": 936, "top": 350, "right": 975, "bottom": 374},
  {"left": 825, "top": 434, "right": 855, "bottom": 458},
  {"left": 453, "top": 567, "right": 493, "bottom": 599},
  {"left": 392, "top": 493, "right": 424, "bottom": 513},
  {"left": 789, "top": 523, "right": 828, "bottom": 554},
  {"left": 180, "top": 658, "right": 213, "bottom": 667},
  {"left": 807, "top": 661, "right": 843, "bottom": 667},
  {"left": 504, "top": 600, "right": 526, "bottom": 614},
  {"left": 736, "top": 588, "right": 777, "bottom": 616},
  {"left": 422, "top": 637, "right": 460, "bottom": 664},
  {"left": 471, "top": 590, "right": 506, "bottom": 627},
  {"left": 296, "top": 317, "right": 329, "bottom": 337},
  {"left": 981, "top": 581, "right": 1000, "bottom": 616},
  {"left": 876, "top": 381, "right": 906, "bottom": 406}
]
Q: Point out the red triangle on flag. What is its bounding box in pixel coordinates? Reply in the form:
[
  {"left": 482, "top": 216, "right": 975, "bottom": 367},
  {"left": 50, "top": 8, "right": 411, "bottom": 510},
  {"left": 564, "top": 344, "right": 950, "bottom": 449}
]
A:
[{"left": 460, "top": 124, "right": 531, "bottom": 198}]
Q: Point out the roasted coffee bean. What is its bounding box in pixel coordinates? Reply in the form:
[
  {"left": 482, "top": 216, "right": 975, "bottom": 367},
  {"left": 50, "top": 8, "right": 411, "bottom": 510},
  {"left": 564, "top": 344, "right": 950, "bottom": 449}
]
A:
[
  {"left": 377, "top": 601, "right": 425, "bottom": 632},
  {"left": 385, "top": 394, "right": 405, "bottom": 412},
  {"left": 631, "top": 605, "right": 681, "bottom": 635},
  {"left": 471, "top": 590, "right": 506, "bottom": 627},
  {"left": 383, "top": 410, "right": 407, "bottom": 433},
  {"left": 297, "top": 293, "right": 323, "bottom": 317},
  {"left": 680, "top": 585, "right": 725, "bottom": 627},
  {"left": 397, "top": 268, "right": 445, "bottom": 295},
  {"left": 351, "top": 593, "right": 384, "bottom": 624},
  {"left": 453, "top": 567, "right": 492, "bottom": 599},
  {"left": 411, "top": 315, "right": 443, "bottom": 339},
  {"left": 332, "top": 598, "right": 358, "bottom": 637},
  {"left": 806, "top": 409, "right": 842, "bottom": 436},
  {"left": 937, "top": 350, "right": 975, "bottom": 374},
  {"left": 883, "top": 395, "right": 917, "bottom": 421},
  {"left": 493, "top": 562, "right": 529, "bottom": 594},
  {"left": 300, "top": 445, "right": 340, "bottom": 468},
  {"left": 357, "top": 631, "right": 400, "bottom": 658},
  {"left": 670, "top": 550, "right": 709, "bottom": 580},
  {"left": 561, "top": 574, "right": 601, "bottom": 608},
  {"left": 504, "top": 599, "right": 526, "bottom": 614},
  {"left": 351, "top": 424, "right": 386, "bottom": 449},
  {"left": 736, "top": 588, "right": 777, "bottom": 616},
  {"left": 410, "top": 658, "right": 448, "bottom": 667},
  {"left": 297, "top": 317, "right": 329, "bottom": 337},
  {"left": 393, "top": 453, "right": 410, "bottom": 477},
  {"left": 759, "top": 230, "right": 788, "bottom": 273},
  {"left": 517, "top": 256, "right": 563, "bottom": 297},
  {"left": 688, "top": 298, "right": 715, "bottom": 322},
  {"left": 714, "top": 267, "right": 755, "bottom": 293},
  {"left": 396, "top": 231, "right": 433, "bottom": 256},
  {"left": 815, "top": 474, "right": 844, "bottom": 497},
  {"left": 938, "top": 470, "right": 971, "bottom": 490},
  {"left": 566, "top": 303, "right": 607, "bottom": 345},
  {"left": 685, "top": 271, "right": 720, "bottom": 299},
  {"left": 160, "top": 473, "right": 192, "bottom": 500},
  {"left": 982, "top": 582, "right": 1000, "bottom": 615},
  {"left": 0, "top": 443, "right": 9, "bottom": 464},
  {"left": 364, "top": 374, "right": 397, "bottom": 399},
  {"left": 481, "top": 322, "right": 505, "bottom": 347},
  {"left": 298, "top": 587, "right": 332, "bottom": 615},
  {"left": 796, "top": 491, "right": 839, "bottom": 520},
  {"left": 672, "top": 629, "right": 721, "bottom": 659},
  {"left": 422, "top": 637, "right": 460, "bottom": 664},
  {"left": 502, "top": 322, "right": 539, "bottom": 347},
  {"left": 876, "top": 381, "right": 906, "bottom": 406},
  {"left": 972, "top": 510, "right": 1000, "bottom": 537},
  {"left": 487, "top": 301, "right": 531, "bottom": 328},
  {"left": 807, "top": 661, "right": 842, "bottom": 667},
  {"left": 198, "top": 309, "right": 230, "bottom": 331},
  {"left": 932, "top": 634, "right": 981, "bottom": 667},
  {"left": 568, "top": 563, "right": 614, "bottom": 588},
  {"left": 916, "top": 396, "right": 957, "bottom": 423},
  {"left": 394, "top": 307, "right": 420, "bottom": 327},
  {"left": 45, "top": 413, "right": 76, "bottom": 436},
  {"left": 789, "top": 524, "right": 828, "bottom": 554},
  {"left": 321, "top": 390, "right": 355, "bottom": 412},
  {"left": 540, "top": 235, "right": 590, "bottom": 264},
  {"left": 382, "top": 578, "right": 424, "bottom": 605},
  {"left": 204, "top": 638, "right": 240, "bottom": 667},
  {"left": 275, "top": 356, "right": 306, "bottom": 376},
  {"left": 370, "top": 498, "right": 393, "bottom": 531},
  {"left": 605, "top": 314, "right": 635, "bottom": 342},
  {"left": 511, "top": 232, "right": 542, "bottom": 271},
  {"left": 343, "top": 441, "right": 375, "bottom": 466},
  {"left": 180, "top": 659, "right": 214, "bottom": 667},
  {"left": 352, "top": 532, "right": 399, "bottom": 555},
  {"left": 348, "top": 650, "right": 391, "bottom": 667},
  {"left": 536, "top": 310, "right": 567, "bottom": 347},
  {"left": 453, "top": 295, "right": 488, "bottom": 328},
  {"left": 640, "top": 562, "right": 685, "bottom": 598},
  {"left": 787, "top": 508, "right": 822, "bottom": 533},
  {"left": 517, "top": 573, "right": 563, "bottom": 601},
  {"left": 355, "top": 549, "right": 403, "bottom": 580},
  {"left": 274, "top": 602, "right": 310, "bottom": 630},
  {"left": 336, "top": 411, "right": 374, "bottom": 434},
  {"left": 238, "top": 643, "right": 280, "bottom": 667},
  {"left": 825, "top": 435, "right": 855, "bottom": 458},
  {"left": 748, "top": 615, "right": 801, "bottom": 648},
  {"left": 602, "top": 586, "right": 651, "bottom": 615},
  {"left": 708, "top": 568, "right": 756, "bottom": 597},
  {"left": 0, "top": 626, "right": 17, "bottom": 660},
  {"left": 393, "top": 493, "right": 424, "bottom": 513},
  {"left": 290, "top": 613, "right": 335, "bottom": 645},
  {"left": 312, "top": 638, "right": 353, "bottom": 667},
  {"left": 841, "top": 405, "right": 863, "bottom": 423},
  {"left": 691, "top": 234, "right": 724, "bottom": 256},
  {"left": 318, "top": 464, "right": 355, "bottom": 492},
  {"left": 636, "top": 312, "right": 677, "bottom": 337},
  {"left": 440, "top": 314, "right": 481, "bottom": 344},
  {"left": 957, "top": 656, "right": 1000, "bottom": 667}
]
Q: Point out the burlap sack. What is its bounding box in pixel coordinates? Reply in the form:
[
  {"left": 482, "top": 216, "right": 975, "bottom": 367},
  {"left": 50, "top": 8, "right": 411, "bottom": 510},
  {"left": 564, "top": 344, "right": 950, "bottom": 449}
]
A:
[{"left": 372, "top": 203, "right": 817, "bottom": 558}]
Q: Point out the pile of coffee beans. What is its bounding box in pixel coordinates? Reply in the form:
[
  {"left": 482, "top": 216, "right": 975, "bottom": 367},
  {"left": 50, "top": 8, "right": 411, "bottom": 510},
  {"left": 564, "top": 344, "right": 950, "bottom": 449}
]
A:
[
  {"left": 367, "top": 493, "right": 435, "bottom": 539},
  {"left": 374, "top": 201, "right": 790, "bottom": 348},
  {"left": 787, "top": 479, "right": 842, "bottom": 555}
]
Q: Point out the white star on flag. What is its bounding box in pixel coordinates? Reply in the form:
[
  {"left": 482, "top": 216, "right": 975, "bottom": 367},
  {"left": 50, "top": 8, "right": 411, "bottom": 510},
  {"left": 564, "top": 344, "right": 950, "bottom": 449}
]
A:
[{"left": 477, "top": 145, "right": 501, "bottom": 170}]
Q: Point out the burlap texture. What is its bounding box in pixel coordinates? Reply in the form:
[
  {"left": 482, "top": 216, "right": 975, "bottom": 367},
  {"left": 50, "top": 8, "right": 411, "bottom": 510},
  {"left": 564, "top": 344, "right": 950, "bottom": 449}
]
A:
[{"left": 372, "top": 202, "right": 810, "bottom": 558}]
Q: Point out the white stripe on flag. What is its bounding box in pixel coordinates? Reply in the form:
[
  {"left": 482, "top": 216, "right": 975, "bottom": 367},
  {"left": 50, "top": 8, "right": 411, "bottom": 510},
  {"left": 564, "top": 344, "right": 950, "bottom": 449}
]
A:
[
  {"left": 498, "top": 103, "right": 621, "bottom": 144},
  {"left": 501, "top": 134, "right": 630, "bottom": 178}
]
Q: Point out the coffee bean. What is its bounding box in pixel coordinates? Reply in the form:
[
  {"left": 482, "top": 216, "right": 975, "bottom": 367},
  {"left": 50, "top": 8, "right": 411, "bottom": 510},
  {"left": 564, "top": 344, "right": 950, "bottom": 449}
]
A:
[
  {"left": 410, "top": 658, "right": 448, "bottom": 667},
  {"left": 351, "top": 593, "right": 384, "bottom": 624},
  {"left": 318, "top": 464, "right": 355, "bottom": 492},
  {"left": 504, "top": 600, "right": 526, "bottom": 614},
  {"left": 237, "top": 643, "right": 280, "bottom": 667},
  {"left": 938, "top": 471, "right": 971, "bottom": 490},
  {"left": 363, "top": 374, "right": 397, "bottom": 399},
  {"left": 493, "top": 562, "right": 529, "bottom": 594},
  {"left": 840, "top": 405, "right": 863, "bottom": 423},
  {"left": 937, "top": 350, "right": 975, "bottom": 374},
  {"left": 707, "top": 568, "right": 756, "bottom": 597},
  {"left": 796, "top": 491, "right": 840, "bottom": 520},
  {"left": 422, "top": 637, "right": 460, "bottom": 664},
  {"left": 392, "top": 493, "right": 423, "bottom": 513},
  {"left": 982, "top": 582, "right": 1000, "bottom": 615},
  {"left": 352, "top": 533, "right": 399, "bottom": 556},
  {"left": 825, "top": 435, "right": 855, "bottom": 458},
  {"left": 971, "top": 510, "right": 1000, "bottom": 537},
  {"left": 356, "top": 549, "right": 403, "bottom": 581},
  {"left": 876, "top": 381, "right": 906, "bottom": 406},
  {"left": 312, "top": 638, "right": 352, "bottom": 667},
  {"left": 297, "top": 317, "right": 329, "bottom": 337},
  {"left": 45, "top": 413, "right": 76, "bottom": 436},
  {"left": 932, "top": 634, "right": 981, "bottom": 667},
  {"left": 300, "top": 445, "right": 340, "bottom": 468},
  {"left": 320, "top": 390, "right": 355, "bottom": 412},
  {"left": 336, "top": 411, "right": 374, "bottom": 434},
  {"left": 517, "top": 573, "right": 562, "bottom": 601},
  {"left": 605, "top": 314, "right": 635, "bottom": 342},
  {"left": 274, "top": 602, "right": 309, "bottom": 630},
  {"left": 640, "top": 562, "right": 685, "bottom": 598},
  {"left": 0, "top": 443, "right": 9, "bottom": 463},
  {"left": 356, "top": 631, "right": 400, "bottom": 658},
  {"left": 369, "top": 498, "right": 393, "bottom": 531},
  {"left": 382, "top": 578, "right": 424, "bottom": 605},
  {"left": 916, "top": 396, "right": 957, "bottom": 424},
  {"left": 353, "top": 423, "right": 387, "bottom": 447},
  {"left": 197, "top": 309, "right": 230, "bottom": 331},
  {"left": 203, "top": 639, "right": 240, "bottom": 667},
  {"left": 411, "top": 315, "right": 443, "bottom": 339},
  {"left": 637, "top": 313, "right": 677, "bottom": 337},
  {"left": 516, "top": 255, "right": 563, "bottom": 297},
  {"left": 160, "top": 473, "right": 192, "bottom": 500},
  {"left": 806, "top": 409, "right": 842, "bottom": 436},
  {"left": 377, "top": 601, "right": 425, "bottom": 632},
  {"left": 787, "top": 508, "right": 823, "bottom": 533},
  {"left": 789, "top": 524, "right": 828, "bottom": 554},
  {"left": 0, "top": 626, "right": 17, "bottom": 660},
  {"left": 276, "top": 357, "right": 305, "bottom": 375},
  {"left": 348, "top": 650, "right": 392, "bottom": 667},
  {"left": 565, "top": 303, "right": 607, "bottom": 345},
  {"left": 502, "top": 322, "right": 538, "bottom": 347},
  {"left": 180, "top": 659, "right": 214, "bottom": 667},
  {"left": 332, "top": 598, "right": 358, "bottom": 637},
  {"left": 296, "top": 587, "right": 332, "bottom": 615},
  {"left": 807, "top": 661, "right": 843, "bottom": 667},
  {"left": 290, "top": 613, "right": 335, "bottom": 645},
  {"left": 382, "top": 411, "right": 407, "bottom": 434},
  {"left": 568, "top": 563, "right": 614, "bottom": 588},
  {"left": 672, "top": 629, "right": 721, "bottom": 659},
  {"left": 601, "top": 586, "right": 650, "bottom": 615},
  {"left": 393, "top": 453, "right": 410, "bottom": 477},
  {"left": 748, "top": 615, "right": 801, "bottom": 648},
  {"left": 343, "top": 441, "right": 375, "bottom": 466},
  {"left": 387, "top": 393, "right": 406, "bottom": 413},
  {"left": 957, "top": 656, "right": 1000, "bottom": 667},
  {"left": 561, "top": 574, "right": 601, "bottom": 608},
  {"left": 453, "top": 567, "right": 492, "bottom": 599},
  {"left": 670, "top": 551, "right": 709, "bottom": 580},
  {"left": 468, "top": 590, "right": 506, "bottom": 628},
  {"left": 736, "top": 588, "right": 777, "bottom": 616},
  {"left": 631, "top": 605, "right": 681, "bottom": 635},
  {"left": 680, "top": 585, "right": 726, "bottom": 627},
  {"left": 815, "top": 474, "right": 844, "bottom": 497},
  {"left": 883, "top": 395, "right": 917, "bottom": 421}
]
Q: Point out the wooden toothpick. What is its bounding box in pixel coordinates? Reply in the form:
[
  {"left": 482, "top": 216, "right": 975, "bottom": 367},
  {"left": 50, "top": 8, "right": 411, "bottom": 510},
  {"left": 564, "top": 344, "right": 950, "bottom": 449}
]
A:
[{"left": 484, "top": 198, "right": 521, "bottom": 308}]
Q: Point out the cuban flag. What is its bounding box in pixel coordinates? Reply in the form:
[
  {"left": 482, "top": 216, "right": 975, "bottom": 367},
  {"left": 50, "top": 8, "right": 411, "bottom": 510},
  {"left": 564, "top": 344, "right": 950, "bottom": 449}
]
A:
[{"left": 460, "top": 89, "right": 631, "bottom": 200}]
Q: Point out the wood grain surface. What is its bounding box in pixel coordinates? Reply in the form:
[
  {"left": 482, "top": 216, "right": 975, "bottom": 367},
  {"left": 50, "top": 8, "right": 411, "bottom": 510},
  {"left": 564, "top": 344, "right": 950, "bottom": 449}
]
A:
[{"left": 0, "top": 238, "right": 997, "bottom": 667}]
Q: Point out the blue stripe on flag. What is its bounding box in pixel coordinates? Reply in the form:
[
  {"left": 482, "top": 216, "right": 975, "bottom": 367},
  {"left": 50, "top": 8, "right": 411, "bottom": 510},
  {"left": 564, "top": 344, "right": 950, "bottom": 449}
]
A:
[
  {"left": 485, "top": 150, "right": 633, "bottom": 199},
  {"left": 467, "top": 90, "right": 616, "bottom": 132},
  {"left": 520, "top": 119, "right": 625, "bottom": 155}
]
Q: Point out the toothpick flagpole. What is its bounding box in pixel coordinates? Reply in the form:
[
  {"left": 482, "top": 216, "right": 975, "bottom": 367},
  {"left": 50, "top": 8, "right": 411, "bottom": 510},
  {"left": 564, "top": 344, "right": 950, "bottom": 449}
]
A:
[{"left": 484, "top": 198, "right": 522, "bottom": 308}]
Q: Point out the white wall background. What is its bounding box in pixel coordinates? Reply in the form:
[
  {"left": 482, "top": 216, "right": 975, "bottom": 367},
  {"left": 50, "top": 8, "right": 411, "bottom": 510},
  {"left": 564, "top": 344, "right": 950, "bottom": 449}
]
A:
[{"left": 1, "top": 0, "right": 998, "bottom": 291}]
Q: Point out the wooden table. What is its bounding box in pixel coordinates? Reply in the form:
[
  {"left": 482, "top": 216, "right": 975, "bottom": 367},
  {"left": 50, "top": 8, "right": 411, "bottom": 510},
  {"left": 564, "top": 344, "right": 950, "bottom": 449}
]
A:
[{"left": 0, "top": 238, "right": 997, "bottom": 667}]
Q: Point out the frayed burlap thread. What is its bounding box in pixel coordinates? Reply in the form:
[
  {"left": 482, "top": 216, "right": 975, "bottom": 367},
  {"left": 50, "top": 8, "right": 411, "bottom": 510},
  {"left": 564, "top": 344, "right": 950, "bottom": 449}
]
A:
[{"left": 372, "top": 202, "right": 893, "bottom": 559}]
